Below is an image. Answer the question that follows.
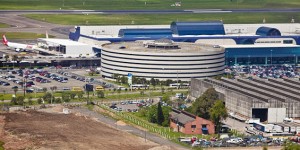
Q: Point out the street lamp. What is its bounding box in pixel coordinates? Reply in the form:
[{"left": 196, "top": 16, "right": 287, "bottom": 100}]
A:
[
  {"left": 270, "top": 49, "right": 273, "bottom": 66},
  {"left": 248, "top": 55, "right": 250, "bottom": 76}
]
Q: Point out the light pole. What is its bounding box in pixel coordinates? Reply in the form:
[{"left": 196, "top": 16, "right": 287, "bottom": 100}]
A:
[
  {"left": 270, "top": 49, "right": 273, "bottom": 66},
  {"left": 176, "top": 70, "right": 179, "bottom": 89},
  {"left": 248, "top": 55, "right": 250, "bottom": 76}
]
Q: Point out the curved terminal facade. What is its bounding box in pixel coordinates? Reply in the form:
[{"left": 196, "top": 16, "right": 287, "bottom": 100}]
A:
[{"left": 101, "top": 40, "right": 225, "bottom": 81}]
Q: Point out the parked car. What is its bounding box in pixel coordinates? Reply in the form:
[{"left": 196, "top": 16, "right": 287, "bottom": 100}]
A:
[
  {"left": 2, "top": 82, "right": 10, "bottom": 86},
  {"left": 26, "top": 89, "right": 34, "bottom": 93}
]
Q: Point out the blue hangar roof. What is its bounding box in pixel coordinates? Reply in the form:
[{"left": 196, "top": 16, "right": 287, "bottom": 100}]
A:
[
  {"left": 171, "top": 21, "right": 225, "bottom": 35},
  {"left": 118, "top": 28, "right": 172, "bottom": 38},
  {"left": 256, "top": 26, "right": 281, "bottom": 36}
]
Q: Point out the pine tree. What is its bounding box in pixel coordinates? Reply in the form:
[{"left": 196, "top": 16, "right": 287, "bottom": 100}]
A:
[{"left": 157, "top": 102, "right": 164, "bottom": 125}]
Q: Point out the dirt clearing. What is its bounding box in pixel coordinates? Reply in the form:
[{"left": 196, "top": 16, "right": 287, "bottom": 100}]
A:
[{"left": 0, "top": 109, "right": 166, "bottom": 150}]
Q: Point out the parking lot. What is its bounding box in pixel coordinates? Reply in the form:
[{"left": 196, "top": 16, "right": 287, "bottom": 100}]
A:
[
  {"left": 179, "top": 134, "right": 285, "bottom": 148},
  {"left": 0, "top": 68, "right": 95, "bottom": 94},
  {"left": 227, "top": 64, "right": 300, "bottom": 79}
]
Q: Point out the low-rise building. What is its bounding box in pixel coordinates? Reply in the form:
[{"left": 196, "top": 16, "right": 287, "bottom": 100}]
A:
[{"left": 169, "top": 109, "right": 215, "bottom": 134}]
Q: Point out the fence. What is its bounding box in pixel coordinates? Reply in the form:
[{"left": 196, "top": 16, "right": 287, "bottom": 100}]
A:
[{"left": 98, "top": 104, "right": 197, "bottom": 140}]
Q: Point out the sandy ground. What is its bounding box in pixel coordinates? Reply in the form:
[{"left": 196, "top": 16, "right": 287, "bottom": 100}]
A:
[{"left": 0, "top": 106, "right": 173, "bottom": 150}]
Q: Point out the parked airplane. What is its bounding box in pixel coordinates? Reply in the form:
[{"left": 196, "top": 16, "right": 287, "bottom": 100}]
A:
[{"left": 2, "top": 35, "right": 35, "bottom": 52}]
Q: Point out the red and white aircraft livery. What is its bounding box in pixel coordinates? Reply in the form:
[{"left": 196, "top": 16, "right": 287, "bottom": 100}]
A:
[{"left": 2, "top": 35, "right": 35, "bottom": 52}]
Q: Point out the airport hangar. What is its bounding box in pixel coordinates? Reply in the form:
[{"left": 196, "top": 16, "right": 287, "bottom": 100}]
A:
[
  {"left": 190, "top": 77, "right": 300, "bottom": 123},
  {"left": 69, "top": 21, "right": 300, "bottom": 67}
]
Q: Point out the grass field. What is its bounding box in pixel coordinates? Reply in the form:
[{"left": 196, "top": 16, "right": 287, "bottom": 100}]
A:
[
  {"left": 0, "top": 0, "right": 300, "bottom": 10},
  {"left": 0, "top": 32, "right": 54, "bottom": 39},
  {"left": 0, "top": 23, "right": 9, "bottom": 28},
  {"left": 24, "top": 13, "right": 300, "bottom": 25}
]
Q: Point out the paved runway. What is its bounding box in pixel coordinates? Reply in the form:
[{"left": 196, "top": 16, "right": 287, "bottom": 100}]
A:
[
  {"left": 1, "top": 9, "right": 300, "bottom": 14},
  {"left": 1, "top": 8, "right": 300, "bottom": 40},
  {"left": 0, "top": 14, "right": 72, "bottom": 39}
]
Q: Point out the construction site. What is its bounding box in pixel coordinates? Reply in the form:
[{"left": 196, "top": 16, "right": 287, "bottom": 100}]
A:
[{"left": 0, "top": 105, "right": 176, "bottom": 150}]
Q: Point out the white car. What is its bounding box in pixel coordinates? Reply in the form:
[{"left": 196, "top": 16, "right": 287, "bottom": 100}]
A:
[
  {"left": 61, "top": 80, "right": 68, "bottom": 83},
  {"left": 226, "top": 138, "right": 240, "bottom": 144}
]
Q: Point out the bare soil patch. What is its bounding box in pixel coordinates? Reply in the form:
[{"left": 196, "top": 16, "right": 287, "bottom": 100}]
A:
[{"left": 0, "top": 109, "right": 160, "bottom": 150}]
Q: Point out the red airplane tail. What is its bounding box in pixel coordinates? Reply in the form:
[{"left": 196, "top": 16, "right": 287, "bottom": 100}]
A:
[{"left": 2, "top": 35, "right": 8, "bottom": 46}]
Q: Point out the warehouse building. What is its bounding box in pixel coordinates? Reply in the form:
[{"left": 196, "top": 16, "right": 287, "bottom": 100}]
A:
[
  {"left": 101, "top": 39, "right": 225, "bottom": 81},
  {"left": 190, "top": 77, "right": 300, "bottom": 123}
]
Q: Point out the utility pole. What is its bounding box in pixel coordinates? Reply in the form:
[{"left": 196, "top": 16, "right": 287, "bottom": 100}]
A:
[{"left": 177, "top": 70, "right": 179, "bottom": 90}]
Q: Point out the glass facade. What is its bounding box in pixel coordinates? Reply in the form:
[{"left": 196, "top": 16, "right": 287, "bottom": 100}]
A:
[
  {"left": 118, "top": 28, "right": 172, "bottom": 38},
  {"left": 171, "top": 21, "right": 225, "bottom": 36},
  {"left": 225, "top": 46, "right": 300, "bottom": 65}
]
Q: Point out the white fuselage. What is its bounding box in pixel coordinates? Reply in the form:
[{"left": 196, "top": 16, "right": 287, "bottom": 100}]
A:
[{"left": 6, "top": 42, "right": 34, "bottom": 52}]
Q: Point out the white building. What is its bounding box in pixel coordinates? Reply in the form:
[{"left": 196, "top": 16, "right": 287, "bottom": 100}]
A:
[
  {"left": 101, "top": 39, "right": 225, "bottom": 81},
  {"left": 37, "top": 38, "right": 95, "bottom": 57}
]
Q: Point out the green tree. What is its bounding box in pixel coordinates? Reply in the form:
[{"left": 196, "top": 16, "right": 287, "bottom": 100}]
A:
[
  {"left": 28, "top": 96, "right": 33, "bottom": 105},
  {"left": 70, "top": 92, "right": 76, "bottom": 99},
  {"left": 165, "top": 79, "right": 173, "bottom": 86},
  {"left": 282, "top": 141, "right": 300, "bottom": 150},
  {"left": 157, "top": 102, "right": 164, "bottom": 126},
  {"left": 12, "top": 54, "right": 18, "bottom": 62},
  {"left": 43, "top": 92, "right": 52, "bottom": 104},
  {"left": 147, "top": 105, "right": 157, "bottom": 123},
  {"left": 16, "top": 96, "right": 25, "bottom": 106},
  {"left": 146, "top": 104, "right": 170, "bottom": 126},
  {"left": 96, "top": 91, "right": 105, "bottom": 98},
  {"left": 4, "top": 55, "right": 9, "bottom": 62},
  {"left": 10, "top": 97, "right": 17, "bottom": 105},
  {"left": 161, "top": 87, "right": 165, "bottom": 94},
  {"left": 162, "top": 106, "right": 171, "bottom": 127},
  {"left": 188, "top": 88, "right": 219, "bottom": 119},
  {"left": 42, "top": 87, "right": 47, "bottom": 93},
  {"left": 78, "top": 91, "right": 84, "bottom": 99},
  {"left": 117, "top": 88, "right": 121, "bottom": 94},
  {"left": 55, "top": 97, "right": 62, "bottom": 103},
  {"left": 150, "top": 78, "right": 156, "bottom": 86},
  {"left": 37, "top": 97, "right": 43, "bottom": 104},
  {"left": 62, "top": 92, "right": 70, "bottom": 102},
  {"left": 209, "top": 100, "right": 228, "bottom": 135},
  {"left": 162, "top": 95, "right": 170, "bottom": 103},
  {"left": 140, "top": 90, "right": 144, "bottom": 95},
  {"left": 120, "top": 76, "right": 127, "bottom": 84}
]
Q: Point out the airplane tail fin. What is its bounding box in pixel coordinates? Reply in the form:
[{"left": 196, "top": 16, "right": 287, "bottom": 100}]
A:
[
  {"left": 2, "top": 35, "right": 8, "bottom": 46},
  {"left": 46, "top": 31, "right": 49, "bottom": 39}
]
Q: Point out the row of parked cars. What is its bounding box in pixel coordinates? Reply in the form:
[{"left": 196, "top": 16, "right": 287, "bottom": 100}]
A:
[
  {"left": 229, "top": 64, "right": 300, "bottom": 79},
  {"left": 40, "top": 71, "right": 68, "bottom": 83},
  {"left": 57, "top": 70, "right": 115, "bottom": 89},
  {"left": 180, "top": 135, "right": 285, "bottom": 148}
]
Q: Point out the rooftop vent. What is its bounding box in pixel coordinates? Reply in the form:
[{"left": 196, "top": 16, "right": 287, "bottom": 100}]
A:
[{"left": 144, "top": 39, "right": 179, "bottom": 49}]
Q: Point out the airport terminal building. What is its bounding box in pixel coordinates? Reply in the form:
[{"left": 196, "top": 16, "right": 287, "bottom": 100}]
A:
[
  {"left": 70, "top": 21, "right": 300, "bottom": 66},
  {"left": 101, "top": 40, "right": 225, "bottom": 81}
]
